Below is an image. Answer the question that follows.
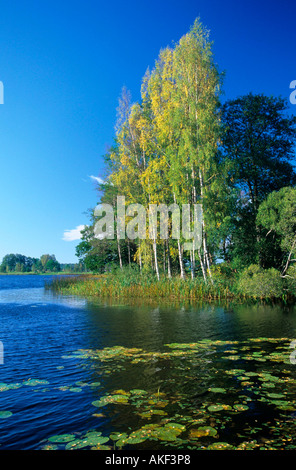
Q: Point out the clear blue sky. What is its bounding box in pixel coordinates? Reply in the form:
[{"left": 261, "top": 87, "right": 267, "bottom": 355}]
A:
[{"left": 0, "top": 0, "right": 295, "bottom": 263}]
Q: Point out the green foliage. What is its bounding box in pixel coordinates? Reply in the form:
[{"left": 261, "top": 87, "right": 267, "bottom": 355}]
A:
[
  {"left": 221, "top": 93, "right": 296, "bottom": 211},
  {"left": 221, "top": 94, "right": 296, "bottom": 267},
  {"left": 41, "top": 255, "right": 61, "bottom": 272},
  {"left": 257, "top": 187, "right": 296, "bottom": 266},
  {"left": 0, "top": 253, "right": 62, "bottom": 273},
  {"left": 60, "top": 19, "right": 296, "bottom": 298},
  {"left": 284, "top": 266, "right": 296, "bottom": 295},
  {"left": 237, "top": 265, "right": 284, "bottom": 299},
  {"left": 210, "top": 263, "right": 238, "bottom": 282},
  {"left": 49, "top": 268, "right": 237, "bottom": 301}
]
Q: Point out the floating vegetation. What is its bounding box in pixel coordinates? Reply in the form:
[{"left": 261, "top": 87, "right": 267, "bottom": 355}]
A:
[
  {"left": 8, "top": 336, "right": 296, "bottom": 450},
  {"left": 92, "top": 394, "right": 130, "bottom": 407},
  {"left": 233, "top": 404, "right": 249, "bottom": 411},
  {"left": 189, "top": 426, "right": 218, "bottom": 438},
  {"left": 23, "top": 379, "right": 49, "bottom": 387},
  {"left": 207, "top": 442, "right": 235, "bottom": 450},
  {"left": 48, "top": 434, "right": 76, "bottom": 443},
  {"left": 0, "top": 411, "right": 13, "bottom": 419},
  {"left": 42, "top": 430, "right": 111, "bottom": 450},
  {"left": 64, "top": 337, "right": 296, "bottom": 449},
  {"left": 0, "top": 382, "right": 22, "bottom": 391},
  {"left": 65, "top": 431, "right": 110, "bottom": 450}
]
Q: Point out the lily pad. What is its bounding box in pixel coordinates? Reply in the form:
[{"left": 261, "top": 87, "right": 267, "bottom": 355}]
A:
[
  {"left": 110, "top": 432, "right": 128, "bottom": 442},
  {"left": 92, "top": 394, "right": 129, "bottom": 407},
  {"left": 65, "top": 432, "right": 109, "bottom": 449},
  {"left": 266, "top": 393, "right": 286, "bottom": 399},
  {"left": 130, "top": 389, "right": 148, "bottom": 396},
  {"left": 23, "top": 379, "right": 49, "bottom": 386},
  {"left": 208, "top": 404, "right": 225, "bottom": 412},
  {"left": 207, "top": 442, "right": 235, "bottom": 450},
  {"left": 233, "top": 404, "right": 249, "bottom": 411},
  {"left": 0, "top": 411, "right": 12, "bottom": 419},
  {"left": 48, "top": 434, "right": 76, "bottom": 443},
  {"left": 0, "top": 383, "right": 22, "bottom": 391},
  {"left": 189, "top": 426, "right": 217, "bottom": 438},
  {"left": 90, "top": 382, "right": 101, "bottom": 387}
]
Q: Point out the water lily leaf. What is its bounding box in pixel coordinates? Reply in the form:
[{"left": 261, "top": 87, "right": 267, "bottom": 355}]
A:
[
  {"left": 23, "top": 379, "right": 49, "bottom": 386},
  {"left": 165, "top": 343, "right": 198, "bottom": 349},
  {"left": 115, "top": 437, "right": 130, "bottom": 447},
  {"left": 92, "top": 394, "right": 129, "bottom": 407},
  {"left": 0, "top": 383, "right": 22, "bottom": 391},
  {"left": 110, "top": 432, "right": 128, "bottom": 441},
  {"left": 48, "top": 434, "right": 76, "bottom": 443},
  {"left": 0, "top": 411, "right": 12, "bottom": 419},
  {"left": 189, "top": 426, "right": 217, "bottom": 438},
  {"left": 65, "top": 439, "right": 85, "bottom": 450},
  {"left": 90, "top": 382, "right": 101, "bottom": 387},
  {"left": 165, "top": 422, "right": 186, "bottom": 433},
  {"left": 157, "top": 430, "right": 178, "bottom": 441},
  {"left": 138, "top": 409, "right": 167, "bottom": 418},
  {"left": 207, "top": 442, "right": 235, "bottom": 450},
  {"left": 111, "top": 394, "right": 130, "bottom": 404},
  {"left": 208, "top": 404, "right": 225, "bottom": 412},
  {"left": 261, "top": 382, "right": 275, "bottom": 388},
  {"left": 125, "top": 433, "right": 147, "bottom": 444},
  {"left": 94, "top": 444, "right": 111, "bottom": 450},
  {"left": 113, "top": 389, "right": 130, "bottom": 396},
  {"left": 65, "top": 432, "right": 109, "bottom": 449},
  {"left": 130, "top": 389, "right": 147, "bottom": 396},
  {"left": 75, "top": 381, "right": 88, "bottom": 387},
  {"left": 244, "top": 372, "right": 258, "bottom": 377},
  {"left": 266, "top": 393, "right": 286, "bottom": 399},
  {"left": 209, "top": 388, "right": 226, "bottom": 394},
  {"left": 225, "top": 369, "right": 246, "bottom": 377},
  {"left": 233, "top": 404, "right": 249, "bottom": 411}
]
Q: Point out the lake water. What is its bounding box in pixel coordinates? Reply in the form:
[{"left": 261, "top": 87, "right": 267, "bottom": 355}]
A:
[{"left": 1, "top": 274, "right": 296, "bottom": 450}]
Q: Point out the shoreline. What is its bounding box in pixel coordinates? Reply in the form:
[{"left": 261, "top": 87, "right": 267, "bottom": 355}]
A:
[{"left": 46, "top": 272, "right": 296, "bottom": 305}]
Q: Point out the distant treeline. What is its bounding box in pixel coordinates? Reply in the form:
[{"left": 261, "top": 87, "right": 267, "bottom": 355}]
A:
[{"left": 0, "top": 253, "right": 86, "bottom": 273}]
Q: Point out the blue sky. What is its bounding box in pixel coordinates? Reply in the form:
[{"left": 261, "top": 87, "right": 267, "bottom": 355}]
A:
[{"left": 0, "top": 0, "right": 295, "bottom": 263}]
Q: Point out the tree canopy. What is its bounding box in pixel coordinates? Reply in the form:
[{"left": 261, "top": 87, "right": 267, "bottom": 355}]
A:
[
  {"left": 0, "top": 253, "right": 61, "bottom": 273},
  {"left": 75, "top": 18, "right": 296, "bottom": 291}
]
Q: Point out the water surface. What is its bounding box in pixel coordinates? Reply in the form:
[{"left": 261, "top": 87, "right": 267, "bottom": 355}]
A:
[{"left": 0, "top": 275, "right": 296, "bottom": 450}]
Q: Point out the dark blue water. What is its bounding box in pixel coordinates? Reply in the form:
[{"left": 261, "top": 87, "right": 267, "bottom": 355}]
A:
[{"left": 1, "top": 275, "right": 296, "bottom": 450}]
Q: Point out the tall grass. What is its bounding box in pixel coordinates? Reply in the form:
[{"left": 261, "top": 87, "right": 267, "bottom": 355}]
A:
[{"left": 47, "top": 267, "right": 239, "bottom": 301}]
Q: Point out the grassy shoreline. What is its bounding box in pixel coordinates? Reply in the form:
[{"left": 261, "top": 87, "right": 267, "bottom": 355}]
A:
[{"left": 46, "top": 268, "right": 296, "bottom": 303}]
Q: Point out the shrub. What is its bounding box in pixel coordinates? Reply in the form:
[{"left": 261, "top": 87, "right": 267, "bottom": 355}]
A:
[
  {"left": 284, "top": 266, "right": 296, "bottom": 296},
  {"left": 237, "top": 264, "right": 284, "bottom": 299}
]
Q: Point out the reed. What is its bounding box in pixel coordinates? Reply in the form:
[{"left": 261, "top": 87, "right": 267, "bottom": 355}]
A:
[{"left": 47, "top": 268, "right": 239, "bottom": 301}]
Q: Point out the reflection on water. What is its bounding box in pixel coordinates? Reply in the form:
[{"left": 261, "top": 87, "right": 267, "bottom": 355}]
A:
[
  {"left": 0, "top": 287, "right": 87, "bottom": 309},
  {"left": 0, "top": 275, "right": 296, "bottom": 449}
]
